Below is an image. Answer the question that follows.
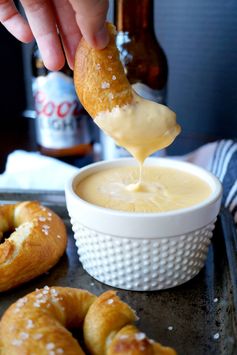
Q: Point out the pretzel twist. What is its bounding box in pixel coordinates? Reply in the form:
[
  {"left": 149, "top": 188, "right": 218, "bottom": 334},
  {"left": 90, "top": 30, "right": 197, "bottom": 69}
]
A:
[
  {"left": 0, "top": 287, "right": 176, "bottom": 354},
  {"left": 0, "top": 201, "right": 67, "bottom": 292}
]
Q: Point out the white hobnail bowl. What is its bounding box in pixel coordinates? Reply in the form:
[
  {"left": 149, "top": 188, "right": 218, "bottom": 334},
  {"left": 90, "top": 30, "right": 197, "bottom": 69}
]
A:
[{"left": 65, "top": 158, "right": 222, "bottom": 291}]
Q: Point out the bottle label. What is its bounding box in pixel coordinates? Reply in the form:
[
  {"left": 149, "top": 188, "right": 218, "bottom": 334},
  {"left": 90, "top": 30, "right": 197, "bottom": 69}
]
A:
[
  {"left": 101, "top": 83, "right": 167, "bottom": 160},
  {"left": 32, "top": 72, "right": 92, "bottom": 149}
]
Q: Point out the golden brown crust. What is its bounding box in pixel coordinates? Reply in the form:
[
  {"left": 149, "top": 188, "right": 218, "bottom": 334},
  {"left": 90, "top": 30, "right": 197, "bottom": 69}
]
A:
[
  {"left": 0, "top": 201, "right": 67, "bottom": 292},
  {"left": 0, "top": 288, "right": 176, "bottom": 355},
  {"left": 0, "top": 287, "right": 96, "bottom": 355},
  {"left": 83, "top": 291, "right": 176, "bottom": 355},
  {"left": 108, "top": 325, "right": 177, "bottom": 355},
  {"left": 83, "top": 290, "right": 137, "bottom": 355},
  {"left": 0, "top": 204, "right": 15, "bottom": 241},
  {"left": 74, "top": 23, "right": 133, "bottom": 118}
]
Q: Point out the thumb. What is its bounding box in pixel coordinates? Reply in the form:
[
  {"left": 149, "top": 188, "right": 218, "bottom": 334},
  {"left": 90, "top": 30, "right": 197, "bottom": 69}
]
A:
[{"left": 69, "top": 0, "right": 109, "bottom": 49}]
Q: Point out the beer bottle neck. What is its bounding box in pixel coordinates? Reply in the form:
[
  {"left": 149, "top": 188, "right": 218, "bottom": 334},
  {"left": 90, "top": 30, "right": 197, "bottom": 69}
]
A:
[{"left": 115, "top": 0, "right": 154, "bottom": 34}]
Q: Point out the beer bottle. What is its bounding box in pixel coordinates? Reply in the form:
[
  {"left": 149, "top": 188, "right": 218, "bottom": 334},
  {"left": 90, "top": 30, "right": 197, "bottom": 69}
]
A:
[
  {"left": 101, "top": 0, "right": 168, "bottom": 159},
  {"left": 31, "top": 43, "right": 95, "bottom": 167}
]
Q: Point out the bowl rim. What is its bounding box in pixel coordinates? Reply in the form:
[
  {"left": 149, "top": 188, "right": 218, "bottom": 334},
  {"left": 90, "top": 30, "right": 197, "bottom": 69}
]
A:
[
  {"left": 66, "top": 157, "right": 222, "bottom": 217},
  {"left": 65, "top": 158, "right": 223, "bottom": 238}
]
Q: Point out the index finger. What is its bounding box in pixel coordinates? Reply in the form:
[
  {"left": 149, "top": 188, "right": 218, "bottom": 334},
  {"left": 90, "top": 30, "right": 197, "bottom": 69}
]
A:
[
  {"left": 69, "top": 0, "right": 109, "bottom": 49},
  {"left": 21, "top": 0, "right": 65, "bottom": 71}
]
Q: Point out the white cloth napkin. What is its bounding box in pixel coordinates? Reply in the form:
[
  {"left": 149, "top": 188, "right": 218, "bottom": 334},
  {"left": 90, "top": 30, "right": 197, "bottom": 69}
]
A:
[
  {"left": 0, "top": 150, "right": 79, "bottom": 190},
  {"left": 0, "top": 144, "right": 217, "bottom": 191}
]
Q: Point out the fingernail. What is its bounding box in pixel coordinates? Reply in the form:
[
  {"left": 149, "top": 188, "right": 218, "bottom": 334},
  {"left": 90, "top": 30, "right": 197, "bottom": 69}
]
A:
[{"left": 95, "top": 25, "right": 109, "bottom": 49}]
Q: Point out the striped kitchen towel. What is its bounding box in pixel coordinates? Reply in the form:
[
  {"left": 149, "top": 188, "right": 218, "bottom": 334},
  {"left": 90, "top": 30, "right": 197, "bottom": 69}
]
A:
[{"left": 211, "top": 139, "right": 237, "bottom": 224}]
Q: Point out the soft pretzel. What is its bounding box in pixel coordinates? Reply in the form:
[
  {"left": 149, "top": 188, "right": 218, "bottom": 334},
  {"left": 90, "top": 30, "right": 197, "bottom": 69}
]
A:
[
  {"left": 74, "top": 23, "right": 134, "bottom": 118},
  {"left": 74, "top": 23, "right": 180, "bottom": 162},
  {"left": 0, "top": 201, "right": 67, "bottom": 292},
  {"left": 108, "top": 325, "right": 175, "bottom": 355},
  {"left": 0, "top": 287, "right": 96, "bottom": 354},
  {"left": 84, "top": 290, "right": 176, "bottom": 355},
  {"left": 0, "top": 287, "right": 176, "bottom": 354}
]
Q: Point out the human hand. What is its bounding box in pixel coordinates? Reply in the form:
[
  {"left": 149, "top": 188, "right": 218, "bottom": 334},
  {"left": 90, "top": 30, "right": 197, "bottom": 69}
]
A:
[{"left": 0, "top": 0, "right": 109, "bottom": 70}]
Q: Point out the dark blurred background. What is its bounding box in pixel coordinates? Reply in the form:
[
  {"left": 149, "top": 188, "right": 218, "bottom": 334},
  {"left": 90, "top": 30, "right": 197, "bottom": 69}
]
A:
[
  {"left": 156, "top": 0, "right": 237, "bottom": 155},
  {"left": 0, "top": 0, "right": 237, "bottom": 172}
]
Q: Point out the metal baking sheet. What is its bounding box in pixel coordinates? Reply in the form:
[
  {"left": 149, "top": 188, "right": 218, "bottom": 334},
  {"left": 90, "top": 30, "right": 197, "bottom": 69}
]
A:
[{"left": 0, "top": 191, "right": 236, "bottom": 355}]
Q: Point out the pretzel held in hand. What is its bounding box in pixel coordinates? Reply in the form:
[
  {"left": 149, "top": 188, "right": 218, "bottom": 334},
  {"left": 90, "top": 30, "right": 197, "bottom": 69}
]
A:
[{"left": 74, "top": 23, "right": 134, "bottom": 118}]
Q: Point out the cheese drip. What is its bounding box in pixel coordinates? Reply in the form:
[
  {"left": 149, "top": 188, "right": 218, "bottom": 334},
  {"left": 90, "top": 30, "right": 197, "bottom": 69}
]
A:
[{"left": 95, "top": 92, "right": 180, "bottom": 190}]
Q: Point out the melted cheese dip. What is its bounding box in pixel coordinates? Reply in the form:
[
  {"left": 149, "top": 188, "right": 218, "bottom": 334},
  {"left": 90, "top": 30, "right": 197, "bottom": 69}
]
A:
[
  {"left": 95, "top": 92, "right": 181, "bottom": 164},
  {"left": 76, "top": 166, "right": 211, "bottom": 213}
]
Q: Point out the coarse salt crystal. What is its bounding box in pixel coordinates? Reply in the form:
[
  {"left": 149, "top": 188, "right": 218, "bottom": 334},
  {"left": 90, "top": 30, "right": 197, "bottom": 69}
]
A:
[
  {"left": 107, "top": 299, "right": 114, "bottom": 304},
  {"left": 42, "top": 225, "right": 50, "bottom": 229},
  {"left": 39, "top": 216, "right": 46, "bottom": 222},
  {"left": 51, "top": 288, "right": 58, "bottom": 296},
  {"left": 12, "top": 339, "right": 23, "bottom": 346},
  {"left": 17, "top": 297, "right": 28, "bottom": 306},
  {"left": 20, "top": 332, "right": 29, "bottom": 340},
  {"left": 168, "top": 326, "right": 173, "bottom": 331},
  {"left": 213, "top": 298, "right": 218, "bottom": 303},
  {"left": 213, "top": 333, "right": 220, "bottom": 340},
  {"left": 112, "top": 75, "right": 116, "bottom": 80},
  {"left": 26, "top": 319, "right": 34, "bottom": 329},
  {"left": 101, "top": 82, "right": 110, "bottom": 89},
  {"left": 56, "top": 349, "right": 64, "bottom": 354},
  {"left": 135, "top": 333, "right": 146, "bottom": 341},
  {"left": 51, "top": 298, "right": 62, "bottom": 306},
  {"left": 46, "top": 343, "right": 55, "bottom": 350},
  {"left": 38, "top": 298, "right": 47, "bottom": 304}
]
